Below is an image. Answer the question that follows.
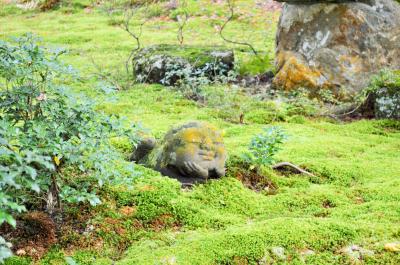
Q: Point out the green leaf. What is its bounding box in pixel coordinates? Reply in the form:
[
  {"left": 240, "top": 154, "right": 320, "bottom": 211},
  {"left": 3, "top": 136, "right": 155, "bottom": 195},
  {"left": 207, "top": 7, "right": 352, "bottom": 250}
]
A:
[
  {"left": 65, "top": 257, "right": 77, "bottom": 265},
  {"left": 0, "top": 211, "right": 16, "bottom": 228}
]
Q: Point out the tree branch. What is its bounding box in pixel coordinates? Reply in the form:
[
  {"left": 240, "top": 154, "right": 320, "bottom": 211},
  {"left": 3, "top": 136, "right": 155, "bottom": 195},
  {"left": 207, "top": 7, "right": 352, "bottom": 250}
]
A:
[
  {"left": 272, "top": 162, "right": 315, "bottom": 177},
  {"left": 219, "top": 0, "right": 259, "bottom": 58}
]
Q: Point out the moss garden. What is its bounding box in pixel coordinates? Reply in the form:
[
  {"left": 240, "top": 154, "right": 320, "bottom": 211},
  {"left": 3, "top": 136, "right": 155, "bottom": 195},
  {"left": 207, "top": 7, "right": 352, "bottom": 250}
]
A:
[{"left": 0, "top": 0, "right": 400, "bottom": 264}]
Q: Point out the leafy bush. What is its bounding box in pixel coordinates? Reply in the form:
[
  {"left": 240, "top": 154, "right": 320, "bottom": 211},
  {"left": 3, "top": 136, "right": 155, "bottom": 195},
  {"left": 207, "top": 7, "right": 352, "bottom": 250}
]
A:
[
  {"left": 242, "top": 126, "right": 287, "bottom": 167},
  {"left": 364, "top": 69, "right": 400, "bottom": 119},
  {"left": 0, "top": 237, "right": 12, "bottom": 264},
  {"left": 0, "top": 34, "right": 141, "bottom": 255}
]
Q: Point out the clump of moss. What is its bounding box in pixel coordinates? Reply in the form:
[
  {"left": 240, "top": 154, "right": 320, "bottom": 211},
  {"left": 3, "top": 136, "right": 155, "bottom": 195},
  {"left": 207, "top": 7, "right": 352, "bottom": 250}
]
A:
[
  {"left": 104, "top": 170, "right": 269, "bottom": 229},
  {"left": 116, "top": 218, "right": 358, "bottom": 264}
]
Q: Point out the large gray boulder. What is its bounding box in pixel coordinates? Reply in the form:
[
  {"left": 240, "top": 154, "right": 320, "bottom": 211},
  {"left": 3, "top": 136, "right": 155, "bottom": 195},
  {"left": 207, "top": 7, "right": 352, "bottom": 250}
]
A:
[{"left": 273, "top": 0, "right": 400, "bottom": 98}]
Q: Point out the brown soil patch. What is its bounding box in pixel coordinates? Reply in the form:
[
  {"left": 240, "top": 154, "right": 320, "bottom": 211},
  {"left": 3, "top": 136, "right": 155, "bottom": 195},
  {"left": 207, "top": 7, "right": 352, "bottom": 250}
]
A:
[
  {"left": 227, "top": 161, "right": 278, "bottom": 194},
  {"left": 236, "top": 169, "right": 278, "bottom": 194},
  {"left": 149, "top": 214, "right": 180, "bottom": 232},
  {"left": 0, "top": 211, "right": 57, "bottom": 260}
]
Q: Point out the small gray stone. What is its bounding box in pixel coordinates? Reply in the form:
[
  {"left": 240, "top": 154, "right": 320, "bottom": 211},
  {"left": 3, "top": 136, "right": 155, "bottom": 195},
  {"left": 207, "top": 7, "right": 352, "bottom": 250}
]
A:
[
  {"left": 271, "top": 246, "right": 286, "bottom": 260},
  {"left": 340, "top": 245, "right": 374, "bottom": 262}
]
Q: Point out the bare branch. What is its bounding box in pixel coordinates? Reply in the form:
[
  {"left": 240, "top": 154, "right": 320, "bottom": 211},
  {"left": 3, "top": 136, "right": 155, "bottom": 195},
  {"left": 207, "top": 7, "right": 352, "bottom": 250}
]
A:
[
  {"left": 219, "top": 0, "right": 259, "bottom": 58},
  {"left": 89, "top": 55, "right": 122, "bottom": 91},
  {"left": 177, "top": 0, "right": 189, "bottom": 46},
  {"left": 105, "top": 1, "right": 150, "bottom": 77},
  {"left": 272, "top": 162, "right": 315, "bottom": 177}
]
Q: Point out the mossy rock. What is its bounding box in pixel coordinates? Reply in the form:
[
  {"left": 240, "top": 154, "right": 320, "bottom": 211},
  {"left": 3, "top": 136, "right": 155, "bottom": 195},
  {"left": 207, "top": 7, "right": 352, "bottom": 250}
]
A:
[
  {"left": 133, "top": 44, "right": 234, "bottom": 84},
  {"left": 132, "top": 121, "right": 227, "bottom": 184}
]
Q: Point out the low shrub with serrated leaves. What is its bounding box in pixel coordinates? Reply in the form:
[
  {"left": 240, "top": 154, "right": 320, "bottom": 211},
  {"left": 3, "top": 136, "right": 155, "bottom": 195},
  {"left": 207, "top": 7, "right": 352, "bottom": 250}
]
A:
[
  {"left": 0, "top": 34, "right": 141, "bottom": 260},
  {"left": 242, "top": 126, "right": 287, "bottom": 167}
]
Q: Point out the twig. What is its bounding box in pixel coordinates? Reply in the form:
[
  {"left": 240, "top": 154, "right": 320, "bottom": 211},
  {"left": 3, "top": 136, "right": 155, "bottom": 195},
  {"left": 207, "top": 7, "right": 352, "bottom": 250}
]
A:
[
  {"left": 120, "top": 6, "right": 150, "bottom": 76},
  {"left": 105, "top": 1, "right": 149, "bottom": 77},
  {"left": 272, "top": 162, "right": 315, "bottom": 177},
  {"left": 177, "top": 0, "right": 189, "bottom": 46},
  {"left": 89, "top": 56, "right": 122, "bottom": 91},
  {"left": 219, "top": 0, "right": 259, "bottom": 58}
]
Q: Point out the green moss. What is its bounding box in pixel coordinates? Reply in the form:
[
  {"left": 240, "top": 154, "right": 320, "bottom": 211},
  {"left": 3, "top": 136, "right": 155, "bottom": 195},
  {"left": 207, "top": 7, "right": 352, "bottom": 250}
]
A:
[
  {"left": 116, "top": 219, "right": 358, "bottom": 264},
  {"left": 4, "top": 257, "right": 31, "bottom": 265},
  {"left": 1, "top": 2, "right": 400, "bottom": 264},
  {"left": 237, "top": 53, "right": 274, "bottom": 75}
]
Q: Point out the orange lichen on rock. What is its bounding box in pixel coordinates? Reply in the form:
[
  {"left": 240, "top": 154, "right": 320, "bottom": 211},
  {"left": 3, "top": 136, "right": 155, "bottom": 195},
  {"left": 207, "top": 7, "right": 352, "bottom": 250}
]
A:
[
  {"left": 273, "top": 51, "right": 330, "bottom": 91},
  {"left": 338, "top": 55, "right": 364, "bottom": 75}
]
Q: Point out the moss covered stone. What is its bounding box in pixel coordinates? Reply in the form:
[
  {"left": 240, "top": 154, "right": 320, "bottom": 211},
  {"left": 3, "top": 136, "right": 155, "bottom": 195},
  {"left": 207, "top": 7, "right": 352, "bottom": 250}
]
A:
[
  {"left": 133, "top": 44, "right": 234, "bottom": 84},
  {"left": 132, "top": 121, "right": 227, "bottom": 184}
]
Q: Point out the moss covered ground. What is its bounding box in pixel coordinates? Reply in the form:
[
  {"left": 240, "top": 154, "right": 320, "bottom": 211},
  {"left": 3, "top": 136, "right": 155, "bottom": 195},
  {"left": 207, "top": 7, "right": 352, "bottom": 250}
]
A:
[{"left": 1, "top": 1, "right": 400, "bottom": 264}]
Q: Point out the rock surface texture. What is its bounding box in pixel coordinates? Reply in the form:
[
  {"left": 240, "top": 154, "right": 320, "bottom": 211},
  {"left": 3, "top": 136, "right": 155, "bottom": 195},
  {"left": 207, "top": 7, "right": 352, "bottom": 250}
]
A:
[
  {"left": 131, "top": 122, "right": 227, "bottom": 184},
  {"left": 273, "top": 0, "right": 400, "bottom": 97}
]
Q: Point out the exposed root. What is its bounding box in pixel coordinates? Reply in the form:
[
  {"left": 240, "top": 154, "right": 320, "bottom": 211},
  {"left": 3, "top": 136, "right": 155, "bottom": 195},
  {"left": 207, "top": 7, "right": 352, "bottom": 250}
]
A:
[{"left": 272, "top": 162, "right": 315, "bottom": 177}]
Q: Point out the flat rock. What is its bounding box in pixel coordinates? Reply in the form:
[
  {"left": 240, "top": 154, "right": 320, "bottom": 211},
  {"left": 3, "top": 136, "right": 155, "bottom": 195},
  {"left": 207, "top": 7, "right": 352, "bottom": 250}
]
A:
[{"left": 273, "top": 0, "right": 400, "bottom": 98}]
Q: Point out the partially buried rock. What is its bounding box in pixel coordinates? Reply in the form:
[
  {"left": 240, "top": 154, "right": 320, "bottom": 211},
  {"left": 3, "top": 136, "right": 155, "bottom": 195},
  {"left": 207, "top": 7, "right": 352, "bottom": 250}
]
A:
[
  {"left": 132, "top": 44, "right": 234, "bottom": 85},
  {"left": 273, "top": 0, "right": 400, "bottom": 98},
  {"left": 131, "top": 122, "right": 227, "bottom": 185}
]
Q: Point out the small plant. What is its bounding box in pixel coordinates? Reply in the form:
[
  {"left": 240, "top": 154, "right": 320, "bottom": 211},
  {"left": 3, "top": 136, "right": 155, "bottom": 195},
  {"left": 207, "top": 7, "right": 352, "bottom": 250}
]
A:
[{"left": 242, "top": 126, "right": 287, "bottom": 167}]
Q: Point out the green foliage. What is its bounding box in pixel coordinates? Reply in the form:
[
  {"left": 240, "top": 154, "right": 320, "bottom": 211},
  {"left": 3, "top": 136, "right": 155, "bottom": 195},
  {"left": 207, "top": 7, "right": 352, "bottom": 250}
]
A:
[
  {"left": 284, "top": 88, "right": 322, "bottom": 117},
  {"left": 364, "top": 69, "right": 400, "bottom": 119},
  {"left": 0, "top": 34, "right": 140, "bottom": 240},
  {"left": 0, "top": 237, "right": 12, "bottom": 264},
  {"left": 366, "top": 69, "right": 400, "bottom": 94},
  {"left": 242, "top": 126, "right": 287, "bottom": 166}
]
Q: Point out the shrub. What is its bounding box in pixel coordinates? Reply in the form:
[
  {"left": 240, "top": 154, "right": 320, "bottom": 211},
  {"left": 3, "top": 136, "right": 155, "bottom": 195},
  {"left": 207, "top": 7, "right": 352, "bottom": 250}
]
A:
[
  {"left": 364, "top": 69, "right": 400, "bottom": 119},
  {"left": 0, "top": 33, "right": 141, "bottom": 258},
  {"left": 242, "top": 126, "right": 287, "bottom": 167}
]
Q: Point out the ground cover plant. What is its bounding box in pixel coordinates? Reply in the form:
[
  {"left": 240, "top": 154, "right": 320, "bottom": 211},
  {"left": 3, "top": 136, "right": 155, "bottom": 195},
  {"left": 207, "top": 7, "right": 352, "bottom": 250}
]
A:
[{"left": 0, "top": 0, "right": 400, "bottom": 264}]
